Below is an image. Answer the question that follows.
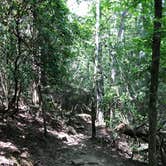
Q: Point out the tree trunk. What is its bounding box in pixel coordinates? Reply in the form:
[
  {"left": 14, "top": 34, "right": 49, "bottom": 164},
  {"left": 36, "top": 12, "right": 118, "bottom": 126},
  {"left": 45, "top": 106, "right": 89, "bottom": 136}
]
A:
[
  {"left": 32, "top": 80, "right": 39, "bottom": 106},
  {"left": 94, "top": 0, "right": 104, "bottom": 126},
  {"left": 38, "top": 84, "right": 47, "bottom": 136},
  {"left": 148, "top": 0, "right": 162, "bottom": 166},
  {"left": 31, "top": 2, "right": 39, "bottom": 108},
  {"left": 0, "top": 70, "right": 9, "bottom": 109},
  {"left": 31, "top": 2, "right": 47, "bottom": 136},
  {"left": 91, "top": 98, "right": 96, "bottom": 138},
  {"left": 8, "top": 16, "right": 21, "bottom": 114}
]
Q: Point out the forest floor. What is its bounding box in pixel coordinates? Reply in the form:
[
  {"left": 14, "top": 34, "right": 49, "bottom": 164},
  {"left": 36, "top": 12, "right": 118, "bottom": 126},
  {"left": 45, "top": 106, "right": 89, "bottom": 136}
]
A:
[{"left": 0, "top": 111, "right": 147, "bottom": 166}]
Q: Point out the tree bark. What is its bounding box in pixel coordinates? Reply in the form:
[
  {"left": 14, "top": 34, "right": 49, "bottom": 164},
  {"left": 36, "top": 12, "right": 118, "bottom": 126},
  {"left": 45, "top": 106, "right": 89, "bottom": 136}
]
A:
[
  {"left": 31, "top": 2, "right": 47, "bottom": 136},
  {"left": 38, "top": 84, "right": 47, "bottom": 136},
  {"left": 8, "top": 16, "right": 21, "bottom": 114},
  {"left": 148, "top": 0, "right": 162, "bottom": 166},
  {"left": 94, "top": 0, "right": 104, "bottom": 126},
  {"left": 91, "top": 98, "right": 96, "bottom": 138},
  {"left": 0, "top": 70, "right": 9, "bottom": 109}
]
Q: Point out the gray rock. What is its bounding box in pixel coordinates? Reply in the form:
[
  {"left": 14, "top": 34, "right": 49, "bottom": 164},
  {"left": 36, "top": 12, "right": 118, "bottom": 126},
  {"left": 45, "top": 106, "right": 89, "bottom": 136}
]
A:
[
  {"left": 67, "top": 126, "right": 77, "bottom": 135},
  {"left": 86, "top": 159, "right": 100, "bottom": 165},
  {"left": 20, "top": 151, "right": 30, "bottom": 158},
  {"left": 71, "top": 159, "right": 85, "bottom": 165}
]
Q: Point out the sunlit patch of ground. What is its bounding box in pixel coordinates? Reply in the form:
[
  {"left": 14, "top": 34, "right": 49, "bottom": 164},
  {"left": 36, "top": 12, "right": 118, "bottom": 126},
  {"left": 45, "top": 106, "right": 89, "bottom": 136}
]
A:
[{"left": 0, "top": 111, "right": 147, "bottom": 166}]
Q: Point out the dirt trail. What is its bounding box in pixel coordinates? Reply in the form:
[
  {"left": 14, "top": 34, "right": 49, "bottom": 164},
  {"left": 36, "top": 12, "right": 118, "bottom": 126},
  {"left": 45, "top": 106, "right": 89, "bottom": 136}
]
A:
[
  {"left": 0, "top": 113, "right": 147, "bottom": 166},
  {"left": 43, "top": 114, "right": 147, "bottom": 166}
]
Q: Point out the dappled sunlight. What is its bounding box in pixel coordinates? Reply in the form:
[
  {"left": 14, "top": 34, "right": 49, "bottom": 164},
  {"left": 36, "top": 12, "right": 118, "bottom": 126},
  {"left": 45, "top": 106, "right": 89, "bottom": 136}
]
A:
[
  {"left": 0, "top": 110, "right": 147, "bottom": 166},
  {"left": 0, "top": 0, "right": 164, "bottom": 165},
  {"left": 0, "top": 141, "right": 19, "bottom": 152},
  {"left": 0, "top": 141, "right": 24, "bottom": 165},
  {"left": 0, "top": 156, "right": 16, "bottom": 165}
]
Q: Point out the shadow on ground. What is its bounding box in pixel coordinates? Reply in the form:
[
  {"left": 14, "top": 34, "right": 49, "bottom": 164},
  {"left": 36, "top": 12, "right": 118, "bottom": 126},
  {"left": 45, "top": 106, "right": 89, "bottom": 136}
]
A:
[{"left": 0, "top": 112, "right": 147, "bottom": 166}]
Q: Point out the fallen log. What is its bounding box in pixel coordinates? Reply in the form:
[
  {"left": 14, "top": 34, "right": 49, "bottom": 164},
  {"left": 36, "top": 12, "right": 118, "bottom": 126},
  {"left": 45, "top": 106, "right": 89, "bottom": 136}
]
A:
[
  {"left": 115, "top": 123, "right": 166, "bottom": 165},
  {"left": 114, "top": 123, "right": 148, "bottom": 142}
]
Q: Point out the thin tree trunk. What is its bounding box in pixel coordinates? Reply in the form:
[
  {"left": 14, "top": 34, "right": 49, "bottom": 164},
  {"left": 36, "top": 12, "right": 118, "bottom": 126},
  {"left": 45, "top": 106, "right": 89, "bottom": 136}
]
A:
[
  {"left": 0, "top": 70, "right": 9, "bottom": 109},
  {"left": 94, "top": 0, "right": 104, "bottom": 126},
  {"left": 148, "top": 0, "right": 162, "bottom": 165},
  {"left": 91, "top": 98, "right": 96, "bottom": 139},
  {"left": 38, "top": 84, "right": 47, "bottom": 136},
  {"left": 31, "top": 3, "right": 47, "bottom": 136},
  {"left": 31, "top": 2, "right": 39, "bottom": 108},
  {"left": 32, "top": 81, "right": 39, "bottom": 106},
  {"left": 9, "top": 17, "right": 21, "bottom": 113},
  {"left": 117, "top": 10, "right": 127, "bottom": 41},
  {"left": 108, "top": 40, "right": 116, "bottom": 127}
]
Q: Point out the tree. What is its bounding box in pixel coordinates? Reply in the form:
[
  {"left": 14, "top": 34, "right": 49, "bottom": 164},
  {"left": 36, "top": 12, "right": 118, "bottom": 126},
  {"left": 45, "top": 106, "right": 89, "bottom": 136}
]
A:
[
  {"left": 94, "top": 0, "right": 104, "bottom": 126},
  {"left": 148, "top": 0, "right": 162, "bottom": 165},
  {"left": 29, "top": 0, "right": 74, "bottom": 136},
  {"left": 0, "top": 0, "right": 74, "bottom": 135}
]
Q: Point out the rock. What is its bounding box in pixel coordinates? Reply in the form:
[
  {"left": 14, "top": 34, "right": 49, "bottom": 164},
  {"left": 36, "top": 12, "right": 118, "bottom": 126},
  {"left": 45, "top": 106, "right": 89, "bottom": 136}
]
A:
[
  {"left": 20, "top": 159, "right": 33, "bottom": 166},
  {"left": 67, "top": 126, "right": 77, "bottom": 135},
  {"left": 71, "top": 159, "right": 85, "bottom": 165},
  {"left": 86, "top": 158, "right": 101, "bottom": 165},
  {"left": 76, "top": 114, "right": 91, "bottom": 123},
  {"left": 57, "top": 132, "right": 68, "bottom": 142},
  {"left": 20, "top": 151, "right": 30, "bottom": 158}
]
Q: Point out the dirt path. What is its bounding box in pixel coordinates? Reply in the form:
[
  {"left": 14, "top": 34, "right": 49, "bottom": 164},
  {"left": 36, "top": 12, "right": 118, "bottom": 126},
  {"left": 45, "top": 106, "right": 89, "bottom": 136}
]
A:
[
  {"left": 57, "top": 137, "right": 147, "bottom": 166},
  {"left": 0, "top": 113, "right": 147, "bottom": 166},
  {"left": 39, "top": 114, "right": 147, "bottom": 166},
  {"left": 52, "top": 137, "right": 147, "bottom": 166}
]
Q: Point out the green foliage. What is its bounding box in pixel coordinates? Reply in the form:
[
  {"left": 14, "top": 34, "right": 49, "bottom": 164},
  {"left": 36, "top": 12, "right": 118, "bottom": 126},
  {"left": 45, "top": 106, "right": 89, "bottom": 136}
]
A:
[
  {"left": 0, "top": 0, "right": 165, "bottom": 130},
  {"left": 0, "top": 0, "right": 76, "bottom": 106},
  {"left": 68, "top": 0, "right": 165, "bottom": 128}
]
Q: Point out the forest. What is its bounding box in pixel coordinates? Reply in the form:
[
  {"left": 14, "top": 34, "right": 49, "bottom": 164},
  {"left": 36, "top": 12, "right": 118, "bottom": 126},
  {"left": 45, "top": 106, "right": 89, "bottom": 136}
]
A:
[{"left": 0, "top": 0, "right": 165, "bottom": 166}]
